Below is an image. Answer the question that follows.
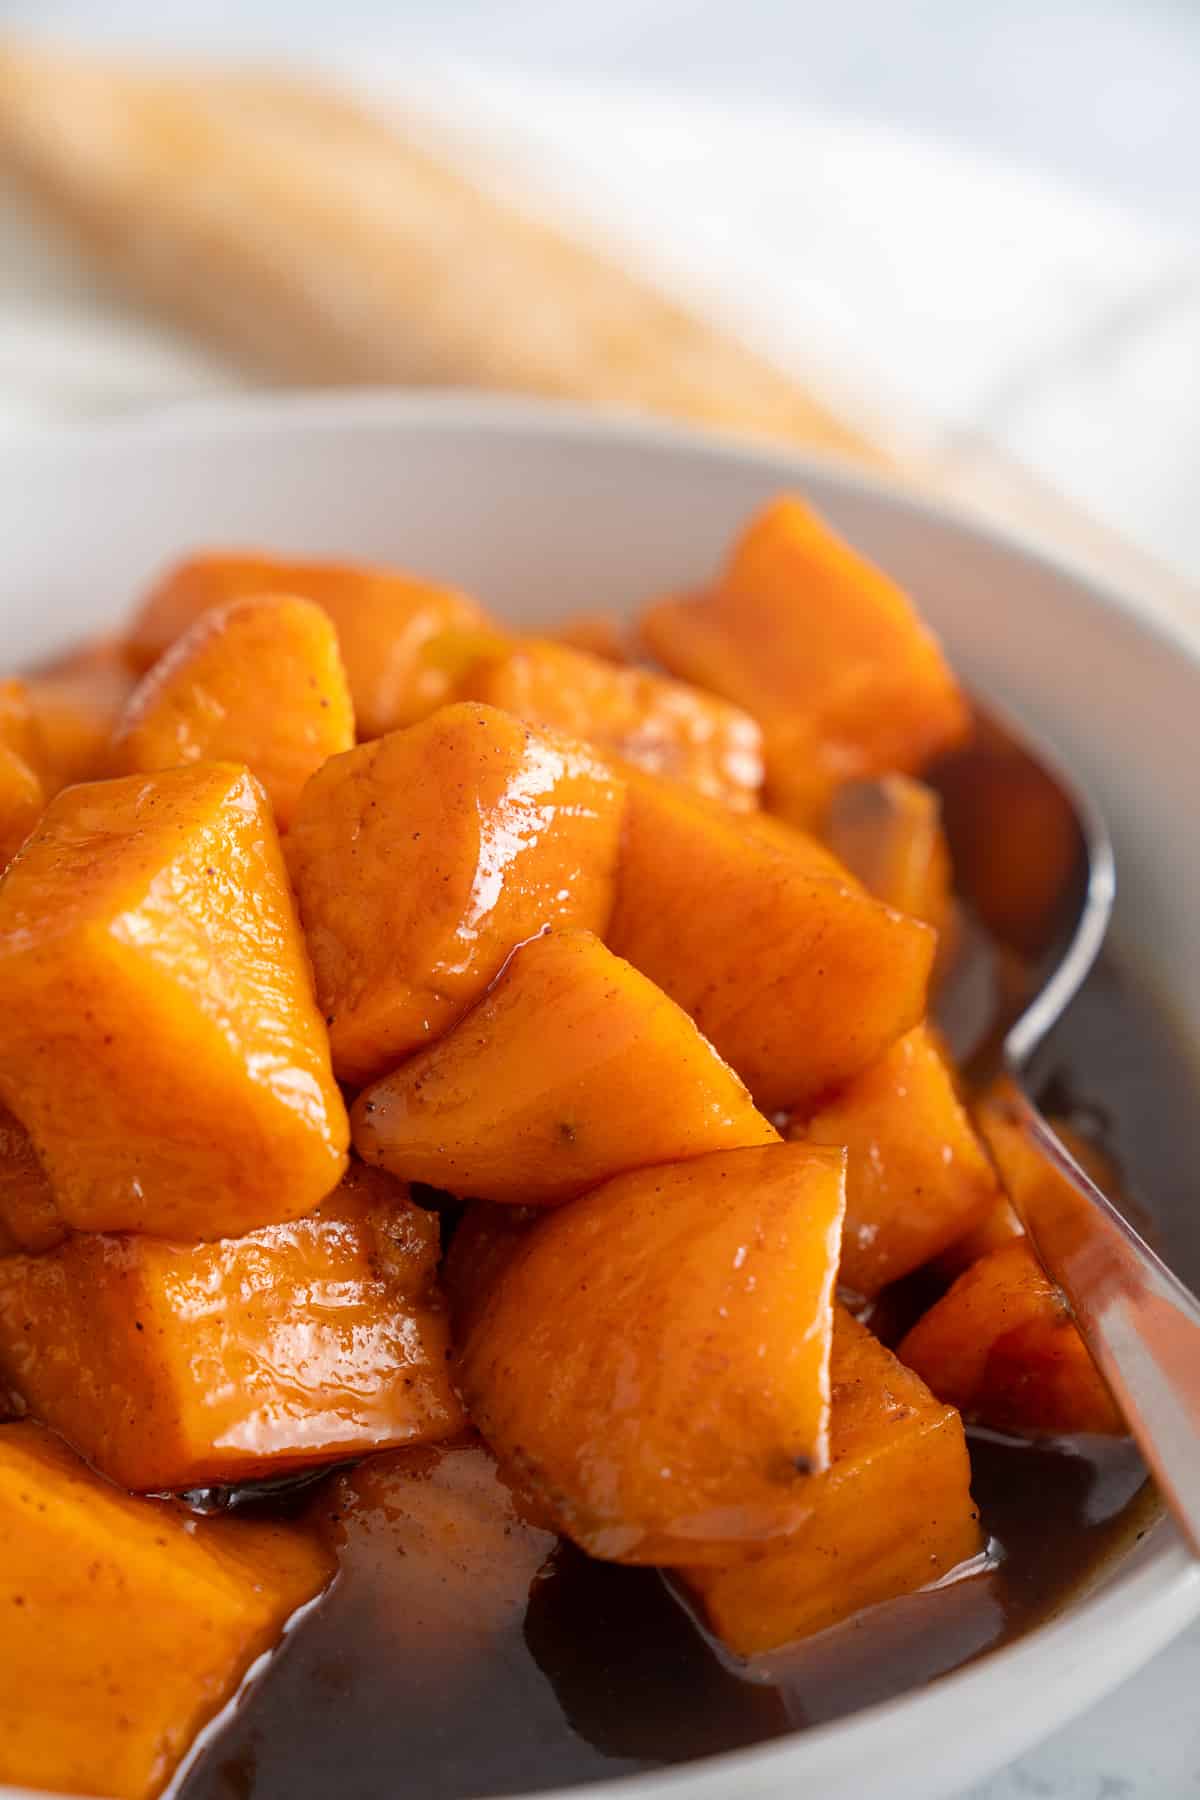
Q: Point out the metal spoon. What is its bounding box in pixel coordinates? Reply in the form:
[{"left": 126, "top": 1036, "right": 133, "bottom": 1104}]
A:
[{"left": 929, "top": 705, "right": 1200, "bottom": 1557}]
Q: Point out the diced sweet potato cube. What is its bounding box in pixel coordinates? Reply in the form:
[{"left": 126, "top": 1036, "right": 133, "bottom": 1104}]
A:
[
  {"left": 0, "top": 1165, "right": 463, "bottom": 1490},
  {"left": 353, "top": 928, "right": 778, "bottom": 1205},
  {"left": 24, "top": 647, "right": 137, "bottom": 790},
  {"left": 679, "top": 1309, "right": 982, "bottom": 1653},
  {"left": 825, "top": 773, "right": 957, "bottom": 952},
  {"left": 462, "top": 639, "right": 763, "bottom": 812},
  {"left": 553, "top": 611, "right": 629, "bottom": 663},
  {"left": 641, "top": 496, "right": 969, "bottom": 826},
  {"left": 899, "top": 1239, "right": 1124, "bottom": 1435},
  {"left": 0, "top": 1420, "right": 333, "bottom": 1800},
  {"left": 458, "top": 1143, "right": 846, "bottom": 1564},
  {"left": 288, "top": 703, "right": 626, "bottom": 1087},
  {"left": 607, "top": 769, "right": 934, "bottom": 1110},
  {"left": 938, "top": 1091, "right": 1118, "bottom": 1279},
  {"left": 932, "top": 710, "right": 1081, "bottom": 956},
  {"left": 0, "top": 742, "right": 44, "bottom": 871},
  {"left": 0, "top": 1104, "right": 64, "bottom": 1253},
  {"left": 0, "top": 763, "right": 348, "bottom": 1238},
  {"left": 112, "top": 595, "right": 354, "bottom": 830},
  {"left": 0, "top": 677, "right": 44, "bottom": 768},
  {"left": 126, "top": 550, "right": 494, "bottom": 739},
  {"left": 789, "top": 1025, "right": 1003, "bottom": 1296},
  {"left": 314, "top": 1436, "right": 557, "bottom": 1646}
]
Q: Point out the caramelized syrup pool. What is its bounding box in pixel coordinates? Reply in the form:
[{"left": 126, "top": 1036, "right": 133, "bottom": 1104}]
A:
[{"left": 181, "top": 946, "right": 1198, "bottom": 1800}]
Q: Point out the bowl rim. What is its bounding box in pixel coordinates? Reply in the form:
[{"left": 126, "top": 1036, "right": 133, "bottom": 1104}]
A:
[{"left": 4, "top": 388, "right": 1199, "bottom": 1800}]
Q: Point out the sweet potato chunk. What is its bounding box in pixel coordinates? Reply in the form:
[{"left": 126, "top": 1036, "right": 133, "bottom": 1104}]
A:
[
  {"left": 825, "top": 774, "right": 957, "bottom": 951},
  {"left": 127, "top": 550, "right": 493, "bottom": 739},
  {"left": 899, "top": 1240, "right": 1124, "bottom": 1435},
  {"left": 0, "top": 1420, "right": 333, "bottom": 1800},
  {"left": 353, "top": 929, "right": 777, "bottom": 1205},
  {"left": 315, "top": 1436, "right": 557, "bottom": 1645},
  {"left": 112, "top": 595, "right": 354, "bottom": 829},
  {"left": 608, "top": 769, "right": 934, "bottom": 1110},
  {"left": 288, "top": 703, "right": 626, "bottom": 1087},
  {"left": 0, "top": 677, "right": 43, "bottom": 767},
  {"left": 24, "top": 647, "right": 137, "bottom": 789},
  {"left": 640, "top": 496, "right": 969, "bottom": 826},
  {"left": 0, "top": 741, "right": 44, "bottom": 870},
  {"left": 553, "top": 610, "right": 629, "bottom": 663},
  {"left": 442, "top": 1202, "right": 538, "bottom": 1341},
  {"left": 789, "top": 1025, "right": 1003, "bottom": 1296},
  {"left": 679, "top": 1309, "right": 982, "bottom": 1653},
  {"left": 0, "top": 1165, "right": 463, "bottom": 1490},
  {"left": 458, "top": 1143, "right": 845, "bottom": 1563},
  {"left": 0, "top": 763, "right": 348, "bottom": 1238},
  {"left": 938, "top": 1093, "right": 1118, "bottom": 1278},
  {"left": 462, "top": 639, "right": 763, "bottom": 811},
  {"left": 0, "top": 1104, "right": 64, "bottom": 1253}
]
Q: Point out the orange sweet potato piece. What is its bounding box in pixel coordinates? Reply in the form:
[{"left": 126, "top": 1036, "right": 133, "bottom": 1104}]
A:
[
  {"left": 0, "top": 677, "right": 44, "bottom": 768},
  {"left": 287, "top": 703, "right": 626, "bottom": 1087},
  {"left": 0, "top": 742, "right": 44, "bottom": 870},
  {"left": 112, "top": 595, "right": 354, "bottom": 830},
  {"left": 23, "top": 649, "right": 137, "bottom": 790},
  {"left": 825, "top": 773, "right": 957, "bottom": 949},
  {"left": 126, "top": 550, "right": 494, "bottom": 739},
  {"left": 641, "top": 496, "right": 969, "bottom": 826},
  {"left": 552, "top": 610, "right": 629, "bottom": 663},
  {"left": 458, "top": 1143, "right": 846, "bottom": 1563},
  {"left": 789, "top": 1025, "right": 1003, "bottom": 1296},
  {"left": 0, "top": 1104, "right": 65, "bottom": 1253},
  {"left": 0, "top": 1420, "right": 333, "bottom": 1800},
  {"left": 899, "top": 1239, "right": 1124, "bottom": 1434},
  {"left": 353, "top": 928, "right": 778, "bottom": 1205},
  {"left": 932, "top": 710, "right": 1081, "bottom": 956},
  {"left": 0, "top": 1165, "right": 463, "bottom": 1490},
  {"left": 314, "top": 1436, "right": 557, "bottom": 1649},
  {"left": 679, "top": 1309, "right": 983, "bottom": 1653},
  {"left": 462, "top": 638, "right": 763, "bottom": 812},
  {"left": 607, "top": 769, "right": 934, "bottom": 1111},
  {"left": 0, "top": 763, "right": 348, "bottom": 1238},
  {"left": 938, "top": 1092, "right": 1118, "bottom": 1278}
]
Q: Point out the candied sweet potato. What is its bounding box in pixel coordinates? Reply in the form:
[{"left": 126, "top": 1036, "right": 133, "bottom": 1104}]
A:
[
  {"left": 899, "top": 1239, "right": 1124, "bottom": 1435},
  {"left": 0, "top": 1420, "right": 333, "bottom": 1800},
  {"left": 112, "top": 595, "right": 354, "bottom": 830},
  {"left": 458, "top": 1143, "right": 846, "bottom": 1563},
  {"left": 24, "top": 648, "right": 137, "bottom": 790},
  {"left": 462, "top": 638, "right": 763, "bottom": 811},
  {"left": 0, "top": 1165, "right": 463, "bottom": 1490},
  {"left": 825, "top": 773, "right": 956, "bottom": 948},
  {"left": 0, "top": 1103, "right": 64, "bottom": 1254},
  {"left": 640, "top": 496, "right": 969, "bottom": 826},
  {"left": 679, "top": 1309, "right": 983, "bottom": 1653},
  {"left": 315, "top": 1436, "right": 557, "bottom": 1645},
  {"left": 441, "top": 1202, "right": 538, "bottom": 1342},
  {"left": 353, "top": 928, "right": 778, "bottom": 1205},
  {"left": 790, "top": 1025, "right": 1003, "bottom": 1296},
  {"left": 0, "top": 677, "right": 44, "bottom": 768},
  {"left": 288, "top": 703, "right": 626, "bottom": 1087},
  {"left": 126, "top": 550, "right": 493, "bottom": 739},
  {"left": 937, "top": 1092, "right": 1118, "bottom": 1279},
  {"left": 0, "top": 741, "right": 44, "bottom": 870},
  {"left": 0, "top": 762, "right": 348, "bottom": 1239},
  {"left": 552, "top": 610, "right": 629, "bottom": 663},
  {"left": 607, "top": 769, "right": 934, "bottom": 1111}
]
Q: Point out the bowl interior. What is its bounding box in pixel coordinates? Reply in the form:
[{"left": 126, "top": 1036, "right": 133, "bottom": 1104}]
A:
[{"left": 1, "top": 393, "right": 1198, "bottom": 1800}]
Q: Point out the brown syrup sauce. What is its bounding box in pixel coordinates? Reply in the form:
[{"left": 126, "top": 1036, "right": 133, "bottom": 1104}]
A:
[{"left": 180, "top": 943, "right": 1198, "bottom": 1800}]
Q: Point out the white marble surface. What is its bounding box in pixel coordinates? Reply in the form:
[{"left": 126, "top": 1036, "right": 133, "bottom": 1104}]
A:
[{"left": 1, "top": 6, "right": 1198, "bottom": 1794}]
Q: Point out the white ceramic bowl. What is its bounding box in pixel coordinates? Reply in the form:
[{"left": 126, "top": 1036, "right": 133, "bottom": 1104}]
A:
[{"left": 2, "top": 392, "right": 1199, "bottom": 1800}]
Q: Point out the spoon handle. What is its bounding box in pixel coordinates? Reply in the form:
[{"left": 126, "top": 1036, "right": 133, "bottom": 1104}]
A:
[{"left": 1001, "top": 1074, "right": 1200, "bottom": 1556}]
